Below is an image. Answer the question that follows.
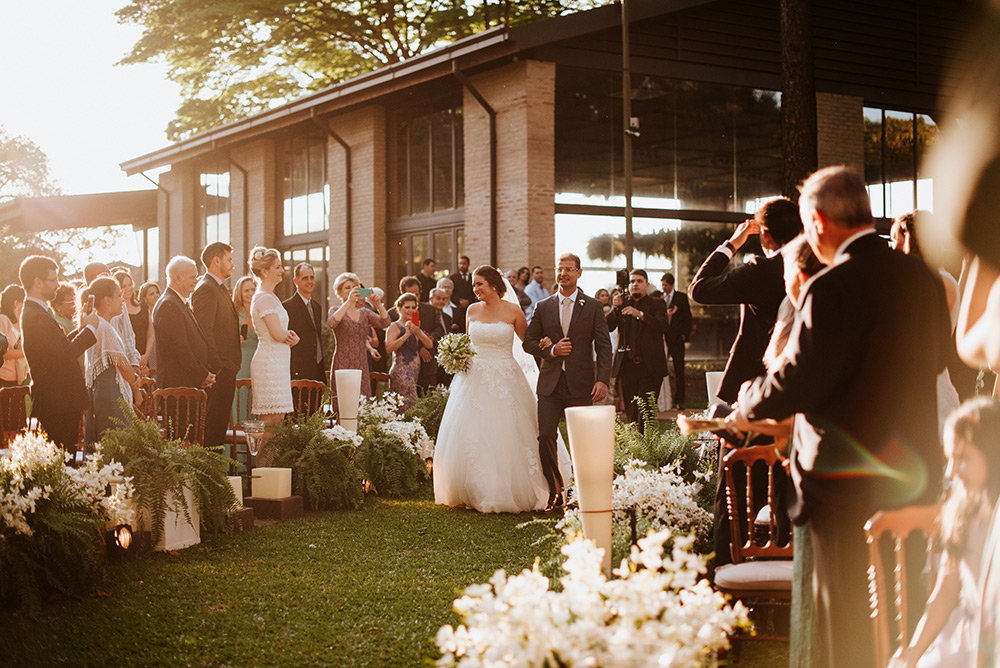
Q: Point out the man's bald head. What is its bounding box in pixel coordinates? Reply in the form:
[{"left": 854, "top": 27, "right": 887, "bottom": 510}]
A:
[
  {"left": 165, "top": 256, "right": 198, "bottom": 299},
  {"left": 84, "top": 262, "right": 110, "bottom": 284}
]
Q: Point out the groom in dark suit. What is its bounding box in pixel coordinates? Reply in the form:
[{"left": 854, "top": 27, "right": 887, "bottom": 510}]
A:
[
  {"left": 192, "top": 242, "right": 241, "bottom": 448},
  {"left": 19, "top": 255, "right": 99, "bottom": 451},
  {"left": 727, "top": 167, "right": 950, "bottom": 668},
  {"left": 283, "top": 262, "right": 326, "bottom": 383},
  {"left": 524, "top": 253, "right": 613, "bottom": 511}
]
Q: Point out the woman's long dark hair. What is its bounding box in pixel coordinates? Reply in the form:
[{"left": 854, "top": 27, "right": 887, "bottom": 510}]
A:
[
  {"left": 473, "top": 265, "right": 506, "bottom": 297},
  {"left": 0, "top": 285, "right": 25, "bottom": 322}
]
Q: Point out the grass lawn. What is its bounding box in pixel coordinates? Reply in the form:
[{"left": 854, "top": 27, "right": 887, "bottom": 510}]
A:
[{"left": 0, "top": 488, "right": 787, "bottom": 667}]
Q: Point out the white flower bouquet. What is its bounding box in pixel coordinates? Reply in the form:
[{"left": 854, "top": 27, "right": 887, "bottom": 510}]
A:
[
  {"left": 436, "top": 333, "right": 476, "bottom": 375},
  {"left": 436, "top": 530, "right": 749, "bottom": 667}
]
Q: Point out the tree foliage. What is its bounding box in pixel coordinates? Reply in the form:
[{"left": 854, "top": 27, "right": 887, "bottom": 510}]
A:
[
  {"left": 0, "top": 127, "right": 60, "bottom": 201},
  {"left": 116, "top": 0, "right": 607, "bottom": 140}
]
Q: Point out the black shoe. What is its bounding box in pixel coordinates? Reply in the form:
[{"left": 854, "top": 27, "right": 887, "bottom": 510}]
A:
[{"left": 545, "top": 492, "right": 565, "bottom": 513}]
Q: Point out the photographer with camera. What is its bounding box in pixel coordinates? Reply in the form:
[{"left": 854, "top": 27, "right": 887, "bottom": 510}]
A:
[{"left": 607, "top": 269, "right": 669, "bottom": 432}]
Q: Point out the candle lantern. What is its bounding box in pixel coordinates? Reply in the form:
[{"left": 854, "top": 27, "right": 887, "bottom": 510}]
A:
[
  {"left": 334, "top": 369, "right": 363, "bottom": 432},
  {"left": 564, "top": 405, "right": 616, "bottom": 574}
]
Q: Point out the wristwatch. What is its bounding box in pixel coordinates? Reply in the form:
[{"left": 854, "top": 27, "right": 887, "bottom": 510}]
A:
[{"left": 723, "top": 240, "right": 737, "bottom": 254}]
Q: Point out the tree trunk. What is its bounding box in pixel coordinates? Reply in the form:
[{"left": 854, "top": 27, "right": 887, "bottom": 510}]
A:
[{"left": 780, "top": 0, "right": 818, "bottom": 202}]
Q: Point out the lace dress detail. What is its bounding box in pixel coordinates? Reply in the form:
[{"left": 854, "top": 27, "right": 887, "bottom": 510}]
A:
[
  {"left": 433, "top": 321, "right": 550, "bottom": 513},
  {"left": 250, "top": 291, "right": 293, "bottom": 414}
]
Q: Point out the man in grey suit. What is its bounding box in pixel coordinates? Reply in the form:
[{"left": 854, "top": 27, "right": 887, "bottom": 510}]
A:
[{"left": 523, "top": 253, "right": 613, "bottom": 511}]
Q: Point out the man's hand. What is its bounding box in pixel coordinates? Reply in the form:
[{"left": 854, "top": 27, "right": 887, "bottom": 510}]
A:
[
  {"left": 285, "top": 330, "right": 300, "bottom": 346},
  {"left": 539, "top": 336, "right": 553, "bottom": 350},
  {"left": 419, "top": 348, "right": 432, "bottom": 362},
  {"left": 459, "top": 299, "right": 469, "bottom": 308},
  {"left": 201, "top": 372, "right": 217, "bottom": 389},
  {"left": 80, "top": 311, "right": 100, "bottom": 330},
  {"left": 591, "top": 381, "right": 608, "bottom": 403},
  {"left": 612, "top": 293, "right": 623, "bottom": 308},
  {"left": 621, "top": 306, "right": 642, "bottom": 318},
  {"left": 551, "top": 337, "right": 572, "bottom": 357},
  {"left": 724, "top": 405, "right": 754, "bottom": 439},
  {"left": 728, "top": 219, "right": 759, "bottom": 250}
]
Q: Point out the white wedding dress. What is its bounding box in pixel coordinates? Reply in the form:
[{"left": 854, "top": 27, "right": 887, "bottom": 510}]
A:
[
  {"left": 433, "top": 321, "right": 552, "bottom": 513},
  {"left": 250, "top": 291, "right": 293, "bottom": 414}
]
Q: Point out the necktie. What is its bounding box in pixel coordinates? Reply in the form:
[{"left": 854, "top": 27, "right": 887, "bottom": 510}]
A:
[{"left": 561, "top": 297, "right": 573, "bottom": 338}]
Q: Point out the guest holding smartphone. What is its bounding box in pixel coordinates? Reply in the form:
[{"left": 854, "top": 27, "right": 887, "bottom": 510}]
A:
[
  {"left": 327, "top": 272, "right": 389, "bottom": 415},
  {"left": 386, "top": 293, "right": 433, "bottom": 411}
]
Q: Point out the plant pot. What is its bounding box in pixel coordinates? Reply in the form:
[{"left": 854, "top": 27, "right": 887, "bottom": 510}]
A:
[{"left": 139, "top": 482, "right": 201, "bottom": 551}]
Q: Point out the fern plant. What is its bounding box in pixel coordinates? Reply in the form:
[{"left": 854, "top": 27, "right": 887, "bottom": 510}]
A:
[
  {"left": 403, "top": 386, "right": 450, "bottom": 440},
  {"left": 267, "top": 413, "right": 364, "bottom": 511},
  {"left": 355, "top": 424, "right": 425, "bottom": 497},
  {"left": 99, "top": 410, "right": 237, "bottom": 544}
]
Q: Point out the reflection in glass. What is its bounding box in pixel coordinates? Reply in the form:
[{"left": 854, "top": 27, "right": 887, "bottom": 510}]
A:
[
  {"left": 434, "top": 231, "right": 454, "bottom": 276},
  {"left": 397, "top": 107, "right": 464, "bottom": 218},
  {"left": 199, "top": 165, "right": 230, "bottom": 245},
  {"left": 864, "top": 107, "right": 937, "bottom": 218},
  {"left": 280, "top": 137, "right": 328, "bottom": 238}
]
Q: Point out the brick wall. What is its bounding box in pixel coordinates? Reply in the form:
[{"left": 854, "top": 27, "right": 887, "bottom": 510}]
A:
[
  {"left": 816, "top": 92, "right": 864, "bottom": 174},
  {"left": 463, "top": 60, "right": 556, "bottom": 273},
  {"left": 323, "top": 105, "right": 387, "bottom": 295},
  {"left": 158, "top": 165, "right": 197, "bottom": 277}
]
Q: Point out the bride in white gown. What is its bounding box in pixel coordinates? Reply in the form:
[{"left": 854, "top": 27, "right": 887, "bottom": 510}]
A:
[{"left": 434, "top": 266, "right": 569, "bottom": 513}]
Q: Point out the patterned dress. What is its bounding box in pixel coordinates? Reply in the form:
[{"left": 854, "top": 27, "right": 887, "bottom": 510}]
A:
[
  {"left": 388, "top": 322, "right": 422, "bottom": 411},
  {"left": 250, "top": 291, "right": 293, "bottom": 415},
  {"left": 329, "top": 307, "right": 390, "bottom": 414}
]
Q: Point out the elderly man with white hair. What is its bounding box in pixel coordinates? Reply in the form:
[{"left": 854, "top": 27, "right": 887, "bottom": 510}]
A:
[
  {"left": 436, "top": 277, "right": 460, "bottom": 333},
  {"left": 153, "top": 256, "right": 215, "bottom": 396}
]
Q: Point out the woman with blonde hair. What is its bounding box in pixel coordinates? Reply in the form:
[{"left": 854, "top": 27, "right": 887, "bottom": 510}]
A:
[
  {"left": 248, "top": 247, "right": 299, "bottom": 428},
  {"left": 231, "top": 275, "right": 258, "bottom": 425},
  {"left": 327, "top": 271, "right": 390, "bottom": 414}
]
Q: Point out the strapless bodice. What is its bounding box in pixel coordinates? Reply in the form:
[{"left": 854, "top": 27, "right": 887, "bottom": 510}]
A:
[{"left": 468, "top": 321, "right": 516, "bottom": 361}]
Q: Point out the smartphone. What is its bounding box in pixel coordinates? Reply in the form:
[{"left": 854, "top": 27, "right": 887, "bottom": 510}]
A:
[
  {"left": 240, "top": 324, "right": 249, "bottom": 339},
  {"left": 411, "top": 310, "right": 420, "bottom": 327},
  {"left": 87, "top": 294, "right": 96, "bottom": 314},
  {"left": 357, "top": 287, "right": 372, "bottom": 299}
]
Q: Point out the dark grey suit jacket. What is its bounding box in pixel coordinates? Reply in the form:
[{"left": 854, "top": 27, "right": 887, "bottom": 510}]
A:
[
  {"left": 523, "top": 292, "right": 612, "bottom": 398},
  {"left": 191, "top": 275, "right": 241, "bottom": 373}
]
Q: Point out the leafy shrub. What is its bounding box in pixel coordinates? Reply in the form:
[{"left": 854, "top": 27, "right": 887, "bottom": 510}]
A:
[
  {"left": 267, "top": 413, "right": 364, "bottom": 511},
  {"left": 99, "top": 411, "right": 237, "bottom": 543},
  {"left": 404, "top": 386, "right": 450, "bottom": 441},
  {"left": 355, "top": 424, "right": 426, "bottom": 498}
]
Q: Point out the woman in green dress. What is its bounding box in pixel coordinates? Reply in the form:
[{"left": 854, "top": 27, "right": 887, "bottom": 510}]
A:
[{"left": 233, "top": 276, "right": 258, "bottom": 419}]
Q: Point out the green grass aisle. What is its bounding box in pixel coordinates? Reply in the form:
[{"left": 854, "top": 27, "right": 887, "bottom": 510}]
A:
[{"left": 0, "top": 491, "right": 555, "bottom": 668}]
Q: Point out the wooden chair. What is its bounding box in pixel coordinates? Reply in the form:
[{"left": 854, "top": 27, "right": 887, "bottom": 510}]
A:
[
  {"left": 137, "top": 376, "right": 158, "bottom": 420},
  {"left": 370, "top": 371, "right": 391, "bottom": 395},
  {"left": 290, "top": 379, "right": 326, "bottom": 417},
  {"left": 0, "top": 386, "right": 31, "bottom": 446},
  {"left": 714, "top": 444, "right": 794, "bottom": 640},
  {"left": 227, "top": 379, "right": 253, "bottom": 474},
  {"left": 153, "top": 387, "right": 207, "bottom": 446},
  {"left": 865, "top": 504, "right": 941, "bottom": 668}
]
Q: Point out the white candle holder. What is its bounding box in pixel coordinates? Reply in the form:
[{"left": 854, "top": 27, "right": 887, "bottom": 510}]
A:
[
  {"left": 565, "top": 405, "right": 616, "bottom": 575},
  {"left": 334, "top": 369, "right": 363, "bottom": 432}
]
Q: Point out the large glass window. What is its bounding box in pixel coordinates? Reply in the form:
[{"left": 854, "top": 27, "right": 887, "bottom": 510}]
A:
[
  {"left": 278, "top": 136, "right": 329, "bottom": 238},
  {"left": 388, "top": 227, "right": 464, "bottom": 301},
  {"left": 278, "top": 245, "right": 330, "bottom": 308},
  {"left": 198, "top": 163, "right": 231, "bottom": 245},
  {"left": 864, "top": 107, "right": 937, "bottom": 218},
  {"left": 397, "top": 107, "right": 464, "bottom": 217},
  {"left": 555, "top": 67, "right": 782, "bottom": 212}
]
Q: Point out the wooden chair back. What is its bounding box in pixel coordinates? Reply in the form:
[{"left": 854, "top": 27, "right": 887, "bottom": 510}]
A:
[
  {"left": 370, "top": 371, "right": 391, "bottom": 395},
  {"left": 290, "top": 379, "right": 326, "bottom": 417},
  {"left": 865, "top": 504, "right": 941, "bottom": 668},
  {"left": 0, "top": 385, "right": 31, "bottom": 446},
  {"left": 723, "top": 444, "right": 793, "bottom": 563},
  {"left": 227, "top": 379, "right": 253, "bottom": 474},
  {"left": 137, "top": 376, "right": 158, "bottom": 420},
  {"left": 153, "top": 387, "right": 207, "bottom": 446}
]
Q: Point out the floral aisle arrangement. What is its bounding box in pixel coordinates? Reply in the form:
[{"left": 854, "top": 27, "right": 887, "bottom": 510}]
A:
[
  {"left": 0, "top": 433, "right": 134, "bottom": 615},
  {"left": 99, "top": 411, "right": 237, "bottom": 544},
  {"left": 404, "top": 385, "right": 450, "bottom": 441},
  {"left": 557, "top": 460, "right": 713, "bottom": 567},
  {"left": 268, "top": 413, "right": 364, "bottom": 511},
  {"left": 436, "top": 531, "right": 749, "bottom": 667},
  {"left": 355, "top": 393, "right": 432, "bottom": 496},
  {"left": 436, "top": 333, "right": 476, "bottom": 375}
]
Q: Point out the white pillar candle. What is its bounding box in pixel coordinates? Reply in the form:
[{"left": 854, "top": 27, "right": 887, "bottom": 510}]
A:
[
  {"left": 251, "top": 467, "right": 292, "bottom": 500},
  {"left": 228, "top": 475, "right": 244, "bottom": 507},
  {"left": 565, "top": 405, "right": 615, "bottom": 574},
  {"left": 334, "top": 368, "right": 363, "bottom": 432}
]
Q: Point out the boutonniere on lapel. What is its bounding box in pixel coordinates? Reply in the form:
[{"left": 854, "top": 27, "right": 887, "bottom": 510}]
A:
[{"left": 577, "top": 298, "right": 586, "bottom": 309}]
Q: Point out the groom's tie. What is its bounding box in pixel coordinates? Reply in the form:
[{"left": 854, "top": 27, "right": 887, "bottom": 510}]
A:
[{"left": 560, "top": 296, "right": 573, "bottom": 370}]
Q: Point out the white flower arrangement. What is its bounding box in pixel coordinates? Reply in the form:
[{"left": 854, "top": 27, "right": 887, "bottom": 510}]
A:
[
  {"left": 436, "top": 530, "right": 749, "bottom": 667},
  {"left": 359, "top": 392, "right": 407, "bottom": 427},
  {"left": 0, "top": 433, "right": 134, "bottom": 536},
  {"left": 558, "top": 460, "right": 712, "bottom": 557},
  {"left": 321, "top": 425, "right": 365, "bottom": 448},
  {"left": 436, "top": 333, "right": 476, "bottom": 375},
  {"left": 378, "top": 420, "right": 435, "bottom": 459}
]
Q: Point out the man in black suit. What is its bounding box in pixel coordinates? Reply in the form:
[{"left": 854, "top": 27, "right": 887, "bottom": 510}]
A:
[
  {"left": 690, "top": 198, "right": 801, "bottom": 405},
  {"left": 607, "top": 269, "right": 669, "bottom": 432},
  {"left": 154, "top": 256, "right": 215, "bottom": 440},
  {"left": 192, "top": 243, "right": 241, "bottom": 449},
  {"left": 424, "top": 287, "right": 453, "bottom": 389},
  {"left": 417, "top": 258, "right": 437, "bottom": 302},
  {"left": 689, "top": 197, "right": 801, "bottom": 567},
  {"left": 448, "top": 256, "right": 475, "bottom": 331},
  {"left": 727, "top": 167, "right": 950, "bottom": 668},
  {"left": 660, "top": 273, "right": 692, "bottom": 408},
  {"left": 283, "top": 262, "right": 326, "bottom": 383},
  {"left": 19, "top": 256, "right": 99, "bottom": 451},
  {"left": 524, "top": 253, "right": 613, "bottom": 510}
]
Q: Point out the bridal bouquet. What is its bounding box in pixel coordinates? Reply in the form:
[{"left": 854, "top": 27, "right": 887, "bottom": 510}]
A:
[
  {"left": 437, "top": 333, "right": 476, "bottom": 374},
  {"left": 436, "top": 530, "right": 749, "bottom": 667}
]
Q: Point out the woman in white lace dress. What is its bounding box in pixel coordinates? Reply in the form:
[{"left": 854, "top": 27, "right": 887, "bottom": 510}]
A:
[
  {"left": 248, "top": 247, "right": 300, "bottom": 427},
  {"left": 433, "top": 266, "right": 551, "bottom": 513}
]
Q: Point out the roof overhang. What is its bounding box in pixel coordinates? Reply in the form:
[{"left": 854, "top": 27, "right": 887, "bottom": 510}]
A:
[{"left": 0, "top": 190, "right": 158, "bottom": 233}]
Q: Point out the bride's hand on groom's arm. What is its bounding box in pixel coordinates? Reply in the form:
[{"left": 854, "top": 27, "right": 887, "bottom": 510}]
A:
[{"left": 539, "top": 336, "right": 552, "bottom": 350}]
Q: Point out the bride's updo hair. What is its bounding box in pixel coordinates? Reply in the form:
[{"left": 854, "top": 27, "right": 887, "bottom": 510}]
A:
[
  {"left": 473, "top": 265, "right": 506, "bottom": 297},
  {"left": 249, "top": 247, "right": 281, "bottom": 279}
]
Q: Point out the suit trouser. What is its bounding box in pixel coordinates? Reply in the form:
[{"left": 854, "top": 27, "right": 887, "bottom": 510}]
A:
[
  {"left": 617, "top": 362, "right": 661, "bottom": 433},
  {"left": 537, "top": 371, "right": 591, "bottom": 496},
  {"left": 37, "top": 411, "right": 81, "bottom": 452},
  {"left": 808, "top": 502, "right": 877, "bottom": 668},
  {"left": 205, "top": 367, "right": 237, "bottom": 448},
  {"left": 665, "top": 336, "right": 686, "bottom": 404}
]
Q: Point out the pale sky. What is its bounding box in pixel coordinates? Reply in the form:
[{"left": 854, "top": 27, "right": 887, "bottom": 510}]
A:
[{"left": 0, "top": 0, "right": 179, "bottom": 195}]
